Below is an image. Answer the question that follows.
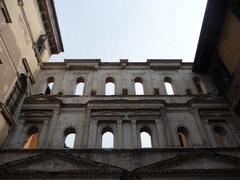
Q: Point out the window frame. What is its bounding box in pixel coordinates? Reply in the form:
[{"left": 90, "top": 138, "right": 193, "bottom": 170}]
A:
[
  {"left": 6, "top": 74, "right": 27, "bottom": 115},
  {"left": 0, "top": 0, "right": 12, "bottom": 23}
]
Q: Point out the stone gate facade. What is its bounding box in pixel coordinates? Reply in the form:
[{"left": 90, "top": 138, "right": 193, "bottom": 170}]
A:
[{"left": 1, "top": 59, "right": 240, "bottom": 179}]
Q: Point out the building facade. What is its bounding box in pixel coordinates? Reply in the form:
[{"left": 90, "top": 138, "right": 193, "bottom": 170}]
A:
[
  {"left": 0, "top": 0, "right": 63, "bottom": 146},
  {"left": 1, "top": 60, "right": 240, "bottom": 179},
  {"left": 1, "top": 0, "right": 240, "bottom": 179},
  {"left": 193, "top": 0, "right": 240, "bottom": 115}
]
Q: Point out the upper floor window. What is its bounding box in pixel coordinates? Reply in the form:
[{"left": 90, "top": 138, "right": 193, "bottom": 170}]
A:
[
  {"left": 140, "top": 128, "right": 152, "bottom": 148},
  {"left": 64, "top": 127, "right": 76, "bottom": 149},
  {"left": 45, "top": 77, "right": 54, "bottom": 95},
  {"left": 213, "top": 126, "right": 226, "bottom": 147},
  {"left": 135, "top": 77, "right": 144, "bottom": 95},
  {"left": 6, "top": 74, "right": 27, "bottom": 115},
  {"left": 193, "top": 77, "right": 205, "bottom": 94},
  {"left": 164, "top": 77, "right": 174, "bottom": 95},
  {"left": 23, "top": 127, "right": 39, "bottom": 149},
  {"left": 75, "top": 77, "right": 85, "bottom": 96},
  {"left": 36, "top": 34, "right": 47, "bottom": 55},
  {"left": 177, "top": 127, "right": 189, "bottom": 147},
  {"left": 0, "top": 0, "right": 11, "bottom": 23},
  {"left": 102, "top": 128, "right": 114, "bottom": 148},
  {"left": 105, "top": 77, "right": 115, "bottom": 95}
]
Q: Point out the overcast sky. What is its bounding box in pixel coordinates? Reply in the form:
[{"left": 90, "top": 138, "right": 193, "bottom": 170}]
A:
[{"left": 50, "top": 0, "right": 207, "bottom": 62}]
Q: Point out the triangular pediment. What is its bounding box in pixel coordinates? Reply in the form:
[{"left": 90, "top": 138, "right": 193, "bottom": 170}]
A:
[
  {"left": 0, "top": 152, "right": 123, "bottom": 173},
  {"left": 24, "top": 94, "right": 63, "bottom": 105},
  {"left": 134, "top": 151, "right": 240, "bottom": 173}
]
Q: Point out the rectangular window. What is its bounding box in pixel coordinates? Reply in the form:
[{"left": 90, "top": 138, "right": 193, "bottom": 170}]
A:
[
  {"left": 0, "top": 0, "right": 11, "bottom": 23},
  {"left": 213, "top": 57, "right": 232, "bottom": 93},
  {"left": 36, "top": 35, "right": 47, "bottom": 55},
  {"left": 6, "top": 75, "right": 27, "bottom": 115}
]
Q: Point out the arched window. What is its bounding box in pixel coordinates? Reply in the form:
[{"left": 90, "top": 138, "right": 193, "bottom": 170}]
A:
[
  {"left": 23, "top": 127, "right": 39, "bottom": 149},
  {"left": 193, "top": 77, "right": 204, "bottom": 94},
  {"left": 45, "top": 77, "right": 54, "bottom": 95},
  {"left": 140, "top": 128, "right": 152, "bottom": 148},
  {"left": 177, "top": 127, "right": 189, "bottom": 147},
  {"left": 135, "top": 77, "right": 144, "bottom": 95},
  {"left": 75, "top": 77, "right": 85, "bottom": 96},
  {"left": 64, "top": 127, "right": 76, "bottom": 148},
  {"left": 164, "top": 77, "right": 174, "bottom": 95},
  {"left": 105, "top": 77, "right": 115, "bottom": 95},
  {"left": 213, "top": 126, "right": 226, "bottom": 147},
  {"left": 101, "top": 128, "right": 114, "bottom": 148}
]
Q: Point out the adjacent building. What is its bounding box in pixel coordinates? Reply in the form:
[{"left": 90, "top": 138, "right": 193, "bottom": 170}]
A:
[
  {"left": 0, "top": 0, "right": 63, "bottom": 146},
  {"left": 193, "top": 0, "right": 240, "bottom": 115}
]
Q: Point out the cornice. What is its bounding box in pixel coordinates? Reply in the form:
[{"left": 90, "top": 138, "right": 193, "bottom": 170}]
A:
[
  {"left": 37, "top": 0, "right": 64, "bottom": 54},
  {"left": 40, "top": 59, "right": 193, "bottom": 70}
]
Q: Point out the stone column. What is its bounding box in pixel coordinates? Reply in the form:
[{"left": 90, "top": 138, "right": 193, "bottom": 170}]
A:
[
  {"left": 131, "top": 120, "right": 137, "bottom": 148},
  {"left": 92, "top": 70, "right": 99, "bottom": 95},
  {"left": 7, "top": 120, "right": 25, "bottom": 148},
  {"left": 191, "top": 107, "right": 210, "bottom": 147},
  {"left": 155, "top": 115, "right": 167, "bottom": 147},
  {"left": 145, "top": 71, "right": 154, "bottom": 95},
  {"left": 88, "top": 119, "right": 98, "bottom": 148},
  {"left": 203, "top": 120, "right": 217, "bottom": 147},
  {"left": 39, "top": 120, "right": 48, "bottom": 148},
  {"left": 227, "top": 120, "right": 240, "bottom": 146},
  {"left": 74, "top": 126, "right": 84, "bottom": 148},
  {"left": 46, "top": 108, "right": 60, "bottom": 148},
  {"left": 117, "top": 119, "right": 123, "bottom": 148},
  {"left": 160, "top": 108, "right": 172, "bottom": 147},
  {"left": 82, "top": 108, "right": 91, "bottom": 148}
]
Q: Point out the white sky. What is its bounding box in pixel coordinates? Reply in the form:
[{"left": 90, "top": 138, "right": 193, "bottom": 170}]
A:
[
  {"left": 55, "top": 0, "right": 208, "bottom": 147},
  {"left": 51, "top": 0, "right": 207, "bottom": 62}
]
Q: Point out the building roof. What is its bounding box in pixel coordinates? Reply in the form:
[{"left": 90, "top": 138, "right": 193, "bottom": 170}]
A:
[
  {"left": 37, "top": 0, "right": 64, "bottom": 54},
  {"left": 193, "top": 0, "right": 230, "bottom": 73}
]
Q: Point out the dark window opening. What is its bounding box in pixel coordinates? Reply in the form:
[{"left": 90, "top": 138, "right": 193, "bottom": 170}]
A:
[
  {"left": 213, "top": 57, "right": 232, "bottom": 94},
  {"left": 123, "top": 88, "right": 128, "bottom": 95},
  {"left": 36, "top": 34, "right": 47, "bottom": 54},
  {"left": 213, "top": 126, "right": 226, "bottom": 147},
  {"left": 177, "top": 127, "right": 189, "bottom": 147},
  {"left": 193, "top": 77, "right": 204, "bottom": 94},
  {"left": 154, "top": 88, "right": 159, "bottom": 95},
  {"left": 0, "top": 0, "right": 11, "bottom": 23},
  {"left": 6, "top": 74, "right": 27, "bottom": 115}
]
